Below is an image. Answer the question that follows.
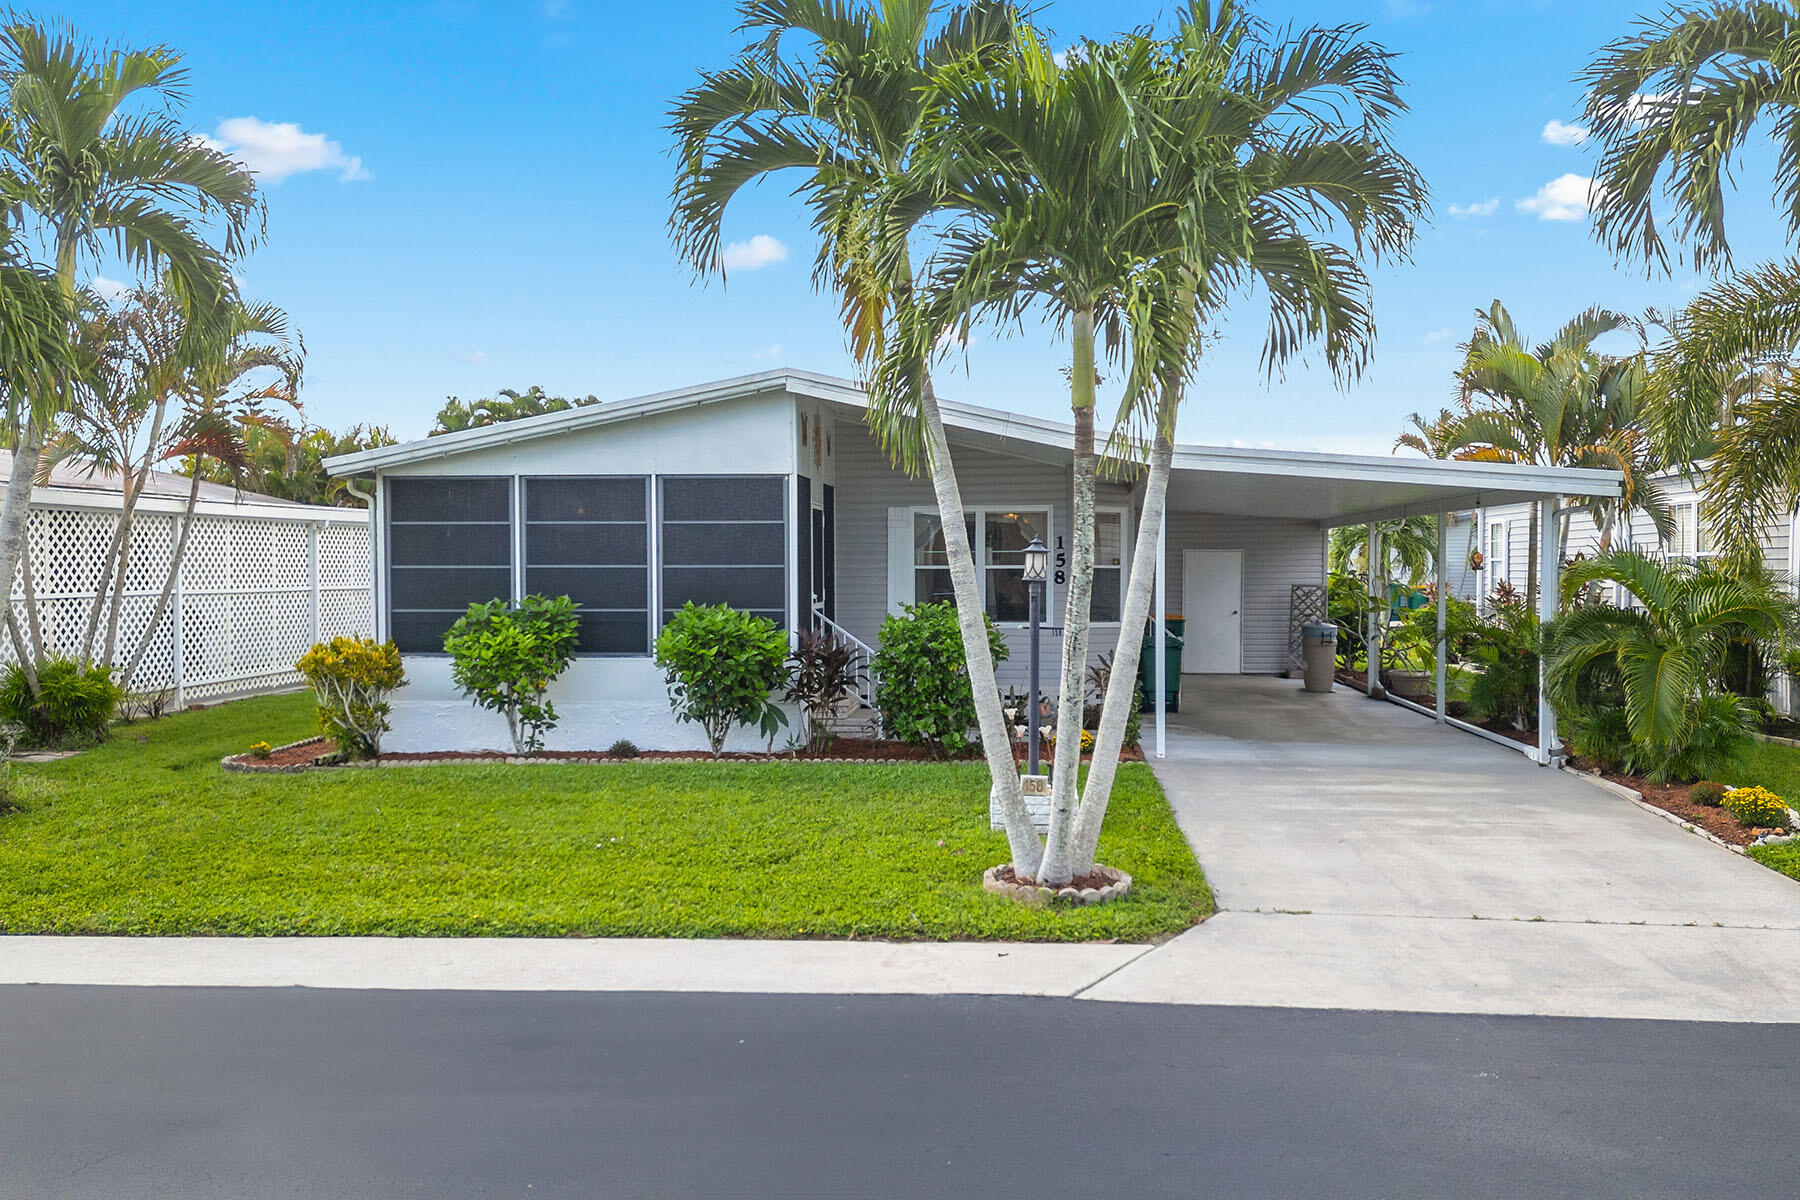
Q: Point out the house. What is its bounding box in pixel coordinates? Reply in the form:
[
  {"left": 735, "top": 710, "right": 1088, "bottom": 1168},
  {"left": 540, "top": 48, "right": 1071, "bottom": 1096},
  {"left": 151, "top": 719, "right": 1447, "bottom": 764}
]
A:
[
  {"left": 0, "top": 451, "right": 370, "bottom": 704},
  {"left": 1474, "top": 464, "right": 1800, "bottom": 714},
  {"left": 324, "top": 369, "right": 1620, "bottom": 756}
]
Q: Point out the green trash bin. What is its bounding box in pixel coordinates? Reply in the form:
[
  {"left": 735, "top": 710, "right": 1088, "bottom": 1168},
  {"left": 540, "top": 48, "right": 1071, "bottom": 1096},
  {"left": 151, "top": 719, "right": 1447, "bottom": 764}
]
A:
[{"left": 1136, "top": 616, "right": 1185, "bottom": 714}]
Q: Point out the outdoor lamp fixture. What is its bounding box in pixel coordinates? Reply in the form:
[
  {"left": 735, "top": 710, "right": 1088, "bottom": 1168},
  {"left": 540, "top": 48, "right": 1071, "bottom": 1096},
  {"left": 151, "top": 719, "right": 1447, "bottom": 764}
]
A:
[{"left": 1022, "top": 536, "right": 1049, "bottom": 776}]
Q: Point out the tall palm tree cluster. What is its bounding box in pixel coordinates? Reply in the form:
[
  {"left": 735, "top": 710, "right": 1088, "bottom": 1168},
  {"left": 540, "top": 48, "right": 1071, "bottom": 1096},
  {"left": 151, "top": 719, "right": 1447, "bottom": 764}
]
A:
[
  {"left": 671, "top": 0, "right": 1427, "bottom": 883},
  {"left": 0, "top": 19, "right": 325, "bottom": 691}
]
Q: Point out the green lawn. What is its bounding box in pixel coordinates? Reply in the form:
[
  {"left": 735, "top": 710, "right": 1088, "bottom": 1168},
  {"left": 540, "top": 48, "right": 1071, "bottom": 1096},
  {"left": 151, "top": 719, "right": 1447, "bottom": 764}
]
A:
[
  {"left": 0, "top": 692, "right": 1213, "bottom": 941},
  {"left": 1737, "top": 739, "right": 1800, "bottom": 884}
]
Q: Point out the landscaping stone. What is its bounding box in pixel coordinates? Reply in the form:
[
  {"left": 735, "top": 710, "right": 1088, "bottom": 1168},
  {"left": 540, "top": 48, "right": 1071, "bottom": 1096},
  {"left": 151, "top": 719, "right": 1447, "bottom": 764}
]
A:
[{"left": 981, "top": 863, "right": 1133, "bottom": 907}]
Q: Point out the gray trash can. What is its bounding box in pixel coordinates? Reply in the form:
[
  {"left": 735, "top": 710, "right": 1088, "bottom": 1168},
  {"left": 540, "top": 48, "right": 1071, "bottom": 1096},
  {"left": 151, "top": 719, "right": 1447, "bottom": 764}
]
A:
[{"left": 1300, "top": 622, "right": 1337, "bottom": 693}]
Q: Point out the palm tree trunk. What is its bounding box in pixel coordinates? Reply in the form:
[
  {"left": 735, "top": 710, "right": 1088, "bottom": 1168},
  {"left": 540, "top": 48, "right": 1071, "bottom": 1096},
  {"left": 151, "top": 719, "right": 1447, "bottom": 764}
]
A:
[
  {"left": 121, "top": 470, "right": 201, "bottom": 688},
  {"left": 4, "top": 611, "right": 37, "bottom": 694},
  {"left": 1037, "top": 309, "right": 1099, "bottom": 887},
  {"left": 20, "top": 533, "right": 44, "bottom": 666},
  {"left": 1071, "top": 396, "right": 1174, "bottom": 872},
  {"left": 99, "top": 398, "right": 170, "bottom": 671},
  {"left": 918, "top": 377, "right": 1043, "bottom": 877},
  {"left": 0, "top": 420, "right": 48, "bottom": 692},
  {"left": 81, "top": 512, "right": 131, "bottom": 669}
]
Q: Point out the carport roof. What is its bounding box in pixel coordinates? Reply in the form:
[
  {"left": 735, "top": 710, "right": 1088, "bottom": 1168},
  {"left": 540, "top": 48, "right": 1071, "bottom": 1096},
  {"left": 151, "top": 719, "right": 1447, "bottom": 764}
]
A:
[{"left": 326, "top": 368, "right": 1621, "bottom": 527}]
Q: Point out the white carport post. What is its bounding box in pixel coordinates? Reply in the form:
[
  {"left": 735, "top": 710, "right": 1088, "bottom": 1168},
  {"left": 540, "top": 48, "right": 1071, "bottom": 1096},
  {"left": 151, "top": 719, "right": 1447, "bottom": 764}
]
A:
[
  {"left": 1435, "top": 512, "right": 1448, "bottom": 724},
  {"left": 1536, "top": 494, "right": 1561, "bottom": 765},
  {"left": 1154, "top": 505, "right": 1167, "bottom": 760},
  {"left": 1366, "top": 522, "right": 1382, "bottom": 697}
]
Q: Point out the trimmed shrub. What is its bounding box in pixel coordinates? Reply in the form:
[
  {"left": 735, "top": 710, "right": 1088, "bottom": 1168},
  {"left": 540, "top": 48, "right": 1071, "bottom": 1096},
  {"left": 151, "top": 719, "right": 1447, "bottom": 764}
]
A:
[
  {"left": 607, "top": 739, "right": 640, "bottom": 758},
  {"left": 295, "top": 637, "right": 406, "bottom": 758},
  {"left": 872, "top": 602, "right": 1007, "bottom": 758},
  {"left": 1723, "top": 786, "right": 1791, "bottom": 829},
  {"left": 0, "top": 658, "right": 121, "bottom": 747},
  {"left": 444, "top": 595, "right": 580, "bottom": 754},
  {"left": 1688, "top": 781, "right": 1727, "bottom": 807},
  {"left": 655, "top": 603, "right": 789, "bottom": 757}
]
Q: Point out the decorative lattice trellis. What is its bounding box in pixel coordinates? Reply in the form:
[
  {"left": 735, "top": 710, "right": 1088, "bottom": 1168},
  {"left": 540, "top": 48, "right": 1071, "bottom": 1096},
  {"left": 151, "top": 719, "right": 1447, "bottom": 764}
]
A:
[
  {"left": 1285, "top": 583, "right": 1327, "bottom": 678},
  {"left": 3, "top": 502, "right": 370, "bottom": 705}
]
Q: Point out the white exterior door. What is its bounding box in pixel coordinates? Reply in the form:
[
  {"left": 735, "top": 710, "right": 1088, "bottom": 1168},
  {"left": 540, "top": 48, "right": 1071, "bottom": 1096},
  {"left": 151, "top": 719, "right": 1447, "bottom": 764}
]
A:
[{"left": 1181, "top": 549, "right": 1243, "bottom": 674}]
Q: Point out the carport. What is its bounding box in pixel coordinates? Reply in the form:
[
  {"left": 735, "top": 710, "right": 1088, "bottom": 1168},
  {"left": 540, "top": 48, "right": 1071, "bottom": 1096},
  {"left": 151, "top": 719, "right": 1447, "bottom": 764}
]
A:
[{"left": 1145, "top": 447, "right": 1623, "bottom": 765}]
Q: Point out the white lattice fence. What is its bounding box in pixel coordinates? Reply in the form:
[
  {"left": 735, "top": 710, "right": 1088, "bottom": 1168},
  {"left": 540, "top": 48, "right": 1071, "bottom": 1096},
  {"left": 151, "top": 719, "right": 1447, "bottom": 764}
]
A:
[{"left": 3, "top": 503, "right": 370, "bottom": 704}]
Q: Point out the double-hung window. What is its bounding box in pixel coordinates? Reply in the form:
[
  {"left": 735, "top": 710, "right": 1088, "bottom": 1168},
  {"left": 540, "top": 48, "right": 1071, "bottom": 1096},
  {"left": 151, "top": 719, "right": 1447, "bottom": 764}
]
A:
[
  {"left": 911, "top": 507, "right": 1050, "bottom": 623},
  {"left": 1665, "top": 503, "right": 1714, "bottom": 558},
  {"left": 385, "top": 477, "right": 513, "bottom": 653},
  {"left": 1091, "top": 510, "right": 1125, "bottom": 622}
]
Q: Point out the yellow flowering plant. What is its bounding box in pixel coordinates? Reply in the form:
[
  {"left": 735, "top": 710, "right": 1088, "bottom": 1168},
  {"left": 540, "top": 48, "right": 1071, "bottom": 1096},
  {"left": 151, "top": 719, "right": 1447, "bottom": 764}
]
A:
[
  {"left": 1722, "top": 786, "right": 1790, "bottom": 830},
  {"left": 294, "top": 637, "right": 406, "bottom": 758}
]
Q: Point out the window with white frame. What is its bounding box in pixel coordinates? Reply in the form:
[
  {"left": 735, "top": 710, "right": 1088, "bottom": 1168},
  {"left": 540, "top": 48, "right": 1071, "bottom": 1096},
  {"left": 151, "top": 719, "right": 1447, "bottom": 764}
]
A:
[
  {"left": 1091, "top": 510, "right": 1125, "bottom": 622},
  {"left": 1664, "top": 502, "right": 1715, "bottom": 558},
  {"left": 911, "top": 508, "right": 1050, "bottom": 622}
]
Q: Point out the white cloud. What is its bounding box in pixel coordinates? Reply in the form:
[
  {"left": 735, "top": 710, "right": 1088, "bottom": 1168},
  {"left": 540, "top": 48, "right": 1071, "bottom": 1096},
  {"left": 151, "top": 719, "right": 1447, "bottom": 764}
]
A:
[
  {"left": 752, "top": 343, "right": 783, "bottom": 360},
  {"left": 1516, "top": 174, "right": 1595, "bottom": 222},
  {"left": 1447, "top": 197, "right": 1499, "bottom": 218},
  {"left": 721, "top": 234, "right": 789, "bottom": 271},
  {"left": 1623, "top": 91, "right": 1674, "bottom": 125},
  {"left": 204, "top": 117, "right": 370, "bottom": 183},
  {"left": 89, "top": 275, "right": 128, "bottom": 301},
  {"left": 1420, "top": 328, "right": 1457, "bottom": 345},
  {"left": 455, "top": 349, "right": 488, "bottom": 365},
  {"left": 1541, "top": 119, "right": 1589, "bottom": 146}
]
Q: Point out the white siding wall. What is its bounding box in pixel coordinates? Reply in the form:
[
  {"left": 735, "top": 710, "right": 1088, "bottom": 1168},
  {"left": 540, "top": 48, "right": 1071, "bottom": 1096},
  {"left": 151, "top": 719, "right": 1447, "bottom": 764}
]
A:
[{"left": 1160, "top": 513, "right": 1327, "bottom": 675}]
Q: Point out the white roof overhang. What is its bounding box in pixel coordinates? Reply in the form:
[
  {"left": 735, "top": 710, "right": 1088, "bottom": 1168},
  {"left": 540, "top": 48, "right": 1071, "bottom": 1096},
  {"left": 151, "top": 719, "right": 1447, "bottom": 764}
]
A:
[{"left": 327, "top": 369, "right": 1622, "bottom": 524}]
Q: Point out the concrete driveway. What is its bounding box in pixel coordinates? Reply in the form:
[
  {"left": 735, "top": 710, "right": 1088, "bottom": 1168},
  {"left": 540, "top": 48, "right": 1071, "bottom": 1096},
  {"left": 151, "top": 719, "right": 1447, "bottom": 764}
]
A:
[{"left": 1085, "top": 676, "right": 1800, "bottom": 1019}]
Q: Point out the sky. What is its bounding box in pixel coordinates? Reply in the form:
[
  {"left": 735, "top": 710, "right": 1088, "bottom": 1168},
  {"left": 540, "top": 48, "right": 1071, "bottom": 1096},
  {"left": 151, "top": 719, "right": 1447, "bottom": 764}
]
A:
[{"left": 46, "top": 0, "right": 1795, "bottom": 454}]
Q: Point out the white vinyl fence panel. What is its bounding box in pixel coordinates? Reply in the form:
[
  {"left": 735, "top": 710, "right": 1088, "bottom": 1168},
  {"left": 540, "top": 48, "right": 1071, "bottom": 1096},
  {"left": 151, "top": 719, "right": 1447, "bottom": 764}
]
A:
[{"left": 4, "top": 501, "right": 371, "bottom": 703}]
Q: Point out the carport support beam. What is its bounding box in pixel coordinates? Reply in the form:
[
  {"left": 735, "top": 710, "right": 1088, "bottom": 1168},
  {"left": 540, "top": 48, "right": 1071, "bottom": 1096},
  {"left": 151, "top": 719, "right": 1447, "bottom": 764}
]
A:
[
  {"left": 1366, "top": 522, "right": 1381, "bottom": 697},
  {"left": 1154, "top": 505, "right": 1167, "bottom": 760},
  {"left": 1536, "top": 494, "right": 1561, "bottom": 766},
  {"left": 1435, "top": 512, "right": 1447, "bottom": 724}
]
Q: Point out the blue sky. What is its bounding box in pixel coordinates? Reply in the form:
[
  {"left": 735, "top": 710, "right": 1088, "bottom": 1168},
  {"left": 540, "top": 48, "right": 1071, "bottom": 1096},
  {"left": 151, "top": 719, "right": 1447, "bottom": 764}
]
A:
[{"left": 50, "top": 0, "right": 1793, "bottom": 452}]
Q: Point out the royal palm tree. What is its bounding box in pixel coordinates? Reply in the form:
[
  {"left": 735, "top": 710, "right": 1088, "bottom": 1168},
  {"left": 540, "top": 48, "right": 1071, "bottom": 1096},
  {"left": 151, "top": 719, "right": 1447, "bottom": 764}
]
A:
[
  {"left": 901, "top": 4, "right": 1425, "bottom": 882},
  {"left": 1549, "top": 549, "right": 1799, "bottom": 779},
  {"left": 1581, "top": 2, "right": 1800, "bottom": 562},
  {"left": 0, "top": 18, "right": 259, "bottom": 656},
  {"left": 668, "top": 0, "right": 1052, "bottom": 872},
  {"left": 1450, "top": 301, "right": 1671, "bottom": 607}
]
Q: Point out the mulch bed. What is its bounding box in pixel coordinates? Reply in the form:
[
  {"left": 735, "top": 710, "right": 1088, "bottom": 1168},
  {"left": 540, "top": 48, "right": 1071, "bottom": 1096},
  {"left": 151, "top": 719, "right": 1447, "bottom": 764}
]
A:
[
  {"left": 224, "top": 736, "right": 1145, "bottom": 771},
  {"left": 1569, "top": 762, "right": 1791, "bottom": 847},
  {"left": 990, "top": 864, "right": 1119, "bottom": 891}
]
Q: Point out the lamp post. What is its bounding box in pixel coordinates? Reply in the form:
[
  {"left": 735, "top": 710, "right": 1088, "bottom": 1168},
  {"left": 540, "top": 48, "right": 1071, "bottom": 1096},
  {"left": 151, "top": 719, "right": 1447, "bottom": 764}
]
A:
[{"left": 1023, "top": 535, "right": 1049, "bottom": 777}]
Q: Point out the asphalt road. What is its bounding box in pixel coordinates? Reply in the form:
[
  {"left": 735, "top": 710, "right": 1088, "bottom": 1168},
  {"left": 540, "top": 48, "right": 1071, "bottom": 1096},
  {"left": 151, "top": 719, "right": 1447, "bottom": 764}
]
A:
[{"left": 0, "top": 987, "right": 1792, "bottom": 1198}]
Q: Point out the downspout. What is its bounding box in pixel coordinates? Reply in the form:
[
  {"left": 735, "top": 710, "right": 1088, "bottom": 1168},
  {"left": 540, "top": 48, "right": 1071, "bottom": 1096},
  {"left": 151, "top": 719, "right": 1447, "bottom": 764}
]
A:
[{"left": 344, "top": 477, "right": 379, "bottom": 644}]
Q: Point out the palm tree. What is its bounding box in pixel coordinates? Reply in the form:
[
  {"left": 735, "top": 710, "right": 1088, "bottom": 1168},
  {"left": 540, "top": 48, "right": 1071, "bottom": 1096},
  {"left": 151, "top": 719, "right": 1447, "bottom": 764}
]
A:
[
  {"left": 1549, "top": 549, "right": 1799, "bottom": 779},
  {"left": 219, "top": 418, "right": 394, "bottom": 505},
  {"left": 668, "top": 0, "right": 1051, "bottom": 872},
  {"left": 1450, "top": 301, "right": 1671, "bottom": 607},
  {"left": 1330, "top": 517, "right": 1437, "bottom": 585},
  {"left": 1581, "top": 2, "right": 1800, "bottom": 562},
  {"left": 904, "top": 4, "right": 1425, "bottom": 881},
  {"left": 0, "top": 18, "right": 259, "bottom": 661},
  {"left": 430, "top": 386, "right": 600, "bottom": 436}
]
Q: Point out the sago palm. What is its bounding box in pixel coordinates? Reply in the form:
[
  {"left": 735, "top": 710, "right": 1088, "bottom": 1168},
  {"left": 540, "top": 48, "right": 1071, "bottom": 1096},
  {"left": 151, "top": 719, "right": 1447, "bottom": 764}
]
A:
[
  {"left": 1550, "top": 550, "right": 1799, "bottom": 779},
  {"left": 1581, "top": 2, "right": 1800, "bottom": 562},
  {"left": 667, "top": 0, "right": 1054, "bottom": 872}
]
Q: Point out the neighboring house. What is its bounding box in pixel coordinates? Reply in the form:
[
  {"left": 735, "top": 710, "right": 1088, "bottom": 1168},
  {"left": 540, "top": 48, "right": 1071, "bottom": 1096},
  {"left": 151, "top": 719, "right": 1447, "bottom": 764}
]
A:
[
  {"left": 1475, "top": 464, "right": 1800, "bottom": 714},
  {"left": 325, "top": 369, "right": 1618, "bottom": 754},
  {"left": 0, "top": 451, "right": 370, "bottom": 704}
]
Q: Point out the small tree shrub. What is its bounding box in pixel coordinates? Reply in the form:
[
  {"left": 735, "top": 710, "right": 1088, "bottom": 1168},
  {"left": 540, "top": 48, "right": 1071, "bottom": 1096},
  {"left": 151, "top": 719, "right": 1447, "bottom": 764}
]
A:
[
  {"left": 295, "top": 637, "right": 406, "bottom": 758},
  {"left": 872, "top": 602, "right": 1007, "bottom": 757},
  {"left": 785, "top": 630, "right": 861, "bottom": 749},
  {"left": 655, "top": 602, "right": 789, "bottom": 757},
  {"left": 444, "top": 595, "right": 580, "bottom": 754},
  {"left": 1688, "top": 781, "right": 1727, "bottom": 807},
  {"left": 1723, "top": 785, "right": 1790, "bottom": 829},
  {"left": 0, "top": 658, "right": 122, "bottom": 746},
  {"left": 607, "top": 738, "right": 640, "bottom": 758}
]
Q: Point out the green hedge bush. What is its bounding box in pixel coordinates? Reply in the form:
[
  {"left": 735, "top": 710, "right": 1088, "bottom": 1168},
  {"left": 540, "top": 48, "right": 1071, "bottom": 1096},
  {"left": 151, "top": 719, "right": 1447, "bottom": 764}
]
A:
[
  {"left": 655, "top": 602, "right": 789, "bottom": 757},
  {"left": 0, "top": 658, "right": 121, "bottom": 747},
  {"left": 872, "top": 602, "right": 1007, "bottom": 758},
  {"left": 444, "top": 594, "right": 580, "bottom": 754}
]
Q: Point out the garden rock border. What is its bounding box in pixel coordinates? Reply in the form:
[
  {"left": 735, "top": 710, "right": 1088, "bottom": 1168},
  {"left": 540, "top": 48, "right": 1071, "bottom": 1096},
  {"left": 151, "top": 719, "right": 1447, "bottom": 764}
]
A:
[
  {"left": 1562, "top": 768, "right": 1800, "bottom": 854},
  {"left": 982, "top": 863, "right": 1132, "bottom": 907},
  {"left": 220, "top": 737, "right": 339, "bottom": 774}
]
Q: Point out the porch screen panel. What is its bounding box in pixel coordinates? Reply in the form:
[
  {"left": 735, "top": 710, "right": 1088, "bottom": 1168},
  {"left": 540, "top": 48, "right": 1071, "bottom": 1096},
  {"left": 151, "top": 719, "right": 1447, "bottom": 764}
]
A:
[
  {"left": 659, "top": 475, "right": 787, "bottom": 627},
  {"left": 525, "top": 476, "right": 650, "bottom": 654},
  {"left": 386, "top": 477, "right": 512, "bottom": 653}
]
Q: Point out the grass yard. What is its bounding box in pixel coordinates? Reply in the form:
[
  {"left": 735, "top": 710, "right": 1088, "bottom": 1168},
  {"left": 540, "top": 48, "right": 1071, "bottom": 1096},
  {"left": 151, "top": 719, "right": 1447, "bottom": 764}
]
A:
[
  {"left": 1736, "top": 739, "right": 1800, "bottom": 885},
  {"left": 0, "top": 692, "right": 1213, "bottom": 941}
]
